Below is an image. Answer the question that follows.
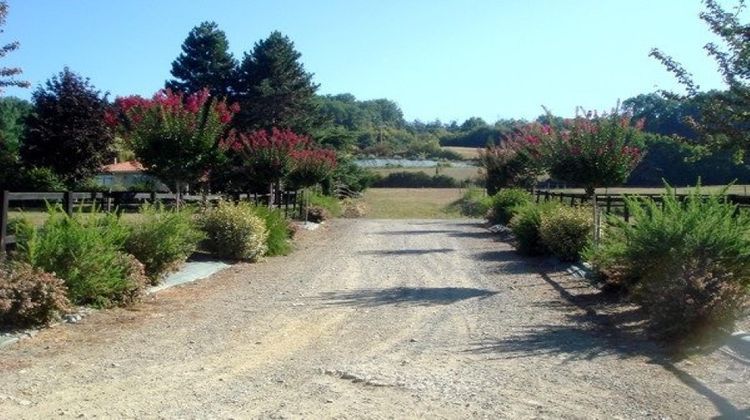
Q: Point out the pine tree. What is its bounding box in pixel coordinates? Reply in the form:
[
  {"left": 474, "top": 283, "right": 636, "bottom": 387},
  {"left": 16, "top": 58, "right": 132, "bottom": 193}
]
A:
[
  {"left": 233, "top": 31, "right": 319, "bottom": 133},
  {"left": 20, "top": 68, "right": 114, "bottom": 186},
  {"left": 0, "top": 0, "right": 29, "bottom": 92},
  {"left": 166, "top": 21, "right": 237, "bottom": 97}
]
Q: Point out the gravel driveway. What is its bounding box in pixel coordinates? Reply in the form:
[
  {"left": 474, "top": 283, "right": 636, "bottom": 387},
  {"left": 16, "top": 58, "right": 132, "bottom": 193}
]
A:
[{"left": 0, "top": 219, "right": 748, "bottom": 418}]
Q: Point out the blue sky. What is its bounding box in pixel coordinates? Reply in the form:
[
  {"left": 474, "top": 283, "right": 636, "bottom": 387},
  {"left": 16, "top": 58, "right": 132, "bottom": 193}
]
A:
[{"left": 2, "top": 0, "right": 734, "bottom": 122}]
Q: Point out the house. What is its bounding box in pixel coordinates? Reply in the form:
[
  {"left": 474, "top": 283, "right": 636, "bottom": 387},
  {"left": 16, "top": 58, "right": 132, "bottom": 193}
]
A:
[{"left": 95, "top": 160, "right": 168, "bottom": 191}]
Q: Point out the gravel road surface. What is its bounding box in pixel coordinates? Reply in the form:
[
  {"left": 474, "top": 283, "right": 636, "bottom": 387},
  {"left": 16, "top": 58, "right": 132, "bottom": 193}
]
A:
[{"left": 0, "top": 219, "right": 747, "bottom": 418}]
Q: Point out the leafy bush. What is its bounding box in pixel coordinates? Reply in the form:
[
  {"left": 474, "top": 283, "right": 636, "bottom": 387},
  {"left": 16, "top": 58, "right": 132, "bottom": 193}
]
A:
[
  {"left": 341, "top": 198, "right": 366, "bottom": 218},
  {"left": 200, "top": 201, "right": 268, "bottom": 261},
  {"left": 14, "top": 206, "right": 145, "bottom": 307},
  {"left": 16, "top": 167, "right": 66, "bottom": 191},
  {"left": 251, "top": 206, "right": 293, "bottom": 257},
  {"left": 589, "top": 187, "right": 750, "bottom": 340},
  {"left": 0, "top": 262, "right": 70, "bottom": 327},
  {"left": 539, "top": 206, "right": 593, "bottom": 261},
  {"left": 124, "top": 204, "right": 204, "bottom": 283},
  {"left": 458, "top": 188, "right": 492, "bottom": 217},
  {"left": 488, "top": 188, "right": 532, "bottom": 225},
  {"left": 371, "top": 171, "right": 458, "bottom": 188},
  {"left": 509, "top": 202, "right": 559, "bottom": 256},
  {"left": 306, "top": 191, "right": 342, "bottom": 218}
]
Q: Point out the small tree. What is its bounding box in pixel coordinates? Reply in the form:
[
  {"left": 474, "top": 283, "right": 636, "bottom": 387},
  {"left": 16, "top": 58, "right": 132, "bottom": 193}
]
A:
[
  {"left": 220, "top": 128, "right": 309, "bottom": 198},
  {"left": 113, "top": 89, "right": 237, "bottom": 201},
  {"left": 480, "top": 126, "right": 543, "bottom": 195},
  {"left": 0, "top": 1, "right": 29, "bottom": 92},
  {"left": 166, "top": 21, "right": 237, "bottom": 97},
  {"left": 21, "top": 68, "right": 114, "bottom": 186},
  {"left": 286, "top": 148, "right": 338, "bottom": 190},
  {"left": 539, "top": 109, "right": 645, "bottom": 196}
]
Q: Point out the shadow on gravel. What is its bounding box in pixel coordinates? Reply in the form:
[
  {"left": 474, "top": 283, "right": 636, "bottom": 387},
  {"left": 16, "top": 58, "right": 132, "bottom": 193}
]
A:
[
  {"left": 373, "top": 230, "right": 458, "bottom": 235},
  {"left": 318, "top": 287, "right": 498, "bottom": 307},
  {"left": 467, "top": 271, "right": 750, "bottom": 418},
  {"left": 359, "top": 248, "right": 456, "bottom": 256}
]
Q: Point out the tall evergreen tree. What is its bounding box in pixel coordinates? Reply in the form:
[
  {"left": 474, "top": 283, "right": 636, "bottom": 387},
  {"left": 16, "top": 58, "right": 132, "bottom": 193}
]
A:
[
  {"left": 21, "top": 68, "right": 114, "bottom": 186},
  {"left": 233, "top": 31, "right": 319, "bottom": 133},
  {"left": 166, "top": 21, "right": 236, "bottom": 97},
  {"left": 0, "top": 1, "right": 28, "bottom": 93}
]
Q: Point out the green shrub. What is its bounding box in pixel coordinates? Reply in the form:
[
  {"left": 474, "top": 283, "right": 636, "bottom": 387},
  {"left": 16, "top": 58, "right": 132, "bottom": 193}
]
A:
[
  {"left": 509, "top": 202, "right": 559, "bottom": 256},
  {"left": 539, "top": 206, "right": 593, "bottom": 261},
  {"left": 200, "top": 201, "right": 268, "bottom": 261},
  {"left": 488, "top": 188, "right": 532, "bottom": 225},
  {"left": 124, "top": 204, "right": 204, "bottom": 283},
  {"left": 0, "top": 262, "right": 71, "bottom": 327},
  {"left": 252, "top": 206, "right": 293, "bottom": 257},
  {"left": 458, "top": 188, "right": 492, "bottom": 217},
  {"left": 17, "top": 167, "right": 66, "bottom": 191},
  {"left": 14, "top": 206, "right": 146, "bottom": 307},
  {"left": 598, "top": 187, "right": 750, "bottom": 340},
  {"left": 305, "top": 191, "right": 342, "bottom": 219}
]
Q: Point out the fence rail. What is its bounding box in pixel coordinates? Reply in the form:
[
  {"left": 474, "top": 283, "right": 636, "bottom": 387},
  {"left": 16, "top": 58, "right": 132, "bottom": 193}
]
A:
[
  {"left": 0, "top": 189, "right": 302, "bottom": 256},
  {"left": 531, "top": 189, "right": 750, "bottom": 222}
]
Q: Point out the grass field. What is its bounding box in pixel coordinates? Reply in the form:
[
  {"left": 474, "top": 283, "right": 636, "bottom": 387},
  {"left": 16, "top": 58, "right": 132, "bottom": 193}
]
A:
[
  {"left": 442, "top": 146, "right": 482, "bottom": 160},
  {"left": 361, "top": 188, "right": 466, "bottom": 219},
  {"left": 372, "top": 166, "right": 481, "bottom": 182}
]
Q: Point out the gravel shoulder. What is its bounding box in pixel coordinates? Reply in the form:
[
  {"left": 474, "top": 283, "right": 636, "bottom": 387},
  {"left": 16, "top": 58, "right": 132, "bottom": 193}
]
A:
[{"left": 0, "top": 219, "right": 748, "bottom": 418}]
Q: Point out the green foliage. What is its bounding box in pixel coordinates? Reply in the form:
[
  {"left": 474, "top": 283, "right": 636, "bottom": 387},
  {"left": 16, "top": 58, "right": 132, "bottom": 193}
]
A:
[
  {"left": 305, "top": 191, "right": 342, "bottom": 218},
  {"left": 166, "top": 21, "right": 237, "bottom": 97},
  {"left": 234, "top": 31, "right": 319, "bottom": 133},
  {"left": 0, "top": 97, "right": 31, "bottom": 153},
  {"left": 539, "top": 109, "right": 644, "bottom": 195},
  {"left": 488, "top": 188, "right": 532, "bottom": 225},
  {"left": 587, "top": 186, "right": 750, "bottom": 340},
  {"left": 457, "top": 188, "right": 492, "bottom": 217},
  {"left": 124, "top": 204, "right": 204, "bottom": 283},
  {"left": 200, "top": 201, "right": 268, "bottom": 261},
  {"left": 14, "top": 167, "right": 66, "bottom": 191},
  {"left": 371, "top": 171, "right": 458, "bottom": 188},
  {"left": 14, "top": 206, "right": 146, "bottom": 307},
  {"left": 480, "top": 132, "right": 542, "bottom": 194},
  {"left": 252, "top": 206, "right": 293, "bottom": 256},
  {"left": 509, "top": 201, "right": 560, "bottom": 256},
  {"left": 539, "top": 206, "right": 593, "bottom": 261},
  {"left": 651, "top": 0, "right": 750, "bottom": 160},
  {"left": 116, "top": 89, "right": 235, "bottom": 197},
  {"left": 0, "top": 2, "right": 29, "bottom": 91},
  {"left": 325, "top": 156, "right": 377, "bottom": 193},
  {"left": 20, "top": 68, "right": 114, "bottom": 187},
  {"left": 0, "top": 262, "right": 70, "bottom": 327}
]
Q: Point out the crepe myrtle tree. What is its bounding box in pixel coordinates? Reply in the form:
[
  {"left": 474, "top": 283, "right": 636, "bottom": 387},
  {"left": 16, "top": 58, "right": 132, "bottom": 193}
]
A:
[
  {"left": 220, "top": 128, "right": 336, "bottom": 203},
  {"left": 110, "top": 89, "right": 238, "bottom": 203},
  {"left": 538, "top": 108, "right": 645, "bottom": 197},
  {"left": 480, "top": 125, "right": 544, "bottom": 195}
]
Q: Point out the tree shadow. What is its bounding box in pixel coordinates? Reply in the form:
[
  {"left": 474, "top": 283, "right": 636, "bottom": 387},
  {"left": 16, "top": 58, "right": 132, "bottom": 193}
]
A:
[
  {"left": 318, "top": 287, "right": 499, "bottom": 307},
  {"left": 359, "top": 248, "right": 456, "bottom": 256},
  {"left": 466, "top": 271, "right": 749, "bottom": 418}
]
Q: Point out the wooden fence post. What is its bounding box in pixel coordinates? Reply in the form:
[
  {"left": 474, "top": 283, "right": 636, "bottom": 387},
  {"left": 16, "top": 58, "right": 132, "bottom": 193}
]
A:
[
  {"left": 0, "top": 190, "right": 8, "bottom": 259},
  {"left": 63, "top": 191, "right": 74, "bottom": 216}
]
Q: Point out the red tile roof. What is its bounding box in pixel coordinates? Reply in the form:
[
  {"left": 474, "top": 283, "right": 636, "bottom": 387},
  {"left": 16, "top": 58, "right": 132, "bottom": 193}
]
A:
[{"left": 101, "top": 160, "right": 145, "bottom": 173}]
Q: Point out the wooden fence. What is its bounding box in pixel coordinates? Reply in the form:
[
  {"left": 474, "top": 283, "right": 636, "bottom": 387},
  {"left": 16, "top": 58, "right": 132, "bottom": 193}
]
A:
[
  {"left": 0, "top": 190, "right": 302, "bottom": 256},
  {"left": 531, "top": 189, "right": 750, "bottom": 222}
]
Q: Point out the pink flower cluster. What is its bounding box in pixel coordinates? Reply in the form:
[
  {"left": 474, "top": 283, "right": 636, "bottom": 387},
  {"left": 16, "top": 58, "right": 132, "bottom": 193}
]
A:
[
  {"left": 109, "top": 89, "right": 239, "bottom": 127},
  {"left": 221, "top": 128, "right": 311, "bottom": 153}
]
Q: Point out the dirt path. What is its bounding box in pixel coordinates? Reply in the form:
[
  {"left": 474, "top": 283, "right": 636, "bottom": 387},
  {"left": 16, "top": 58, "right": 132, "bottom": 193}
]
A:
[{"left": 0, "top": 219, "right": 748, "bottom": 418}]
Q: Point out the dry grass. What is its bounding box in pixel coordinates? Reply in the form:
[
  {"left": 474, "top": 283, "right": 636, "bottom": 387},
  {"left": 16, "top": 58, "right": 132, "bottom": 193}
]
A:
[
  {"left": 361, "top": 188, "right": 466, "bottom": 219},
  {"left": 442, "top": 146, "right": 482, "bottom": 160},
  {"left": 372, "top": 166, "right": 481, "bottom": 182},
  {"left": 8, "top": 210, "right": 144, "bottom": 227}
]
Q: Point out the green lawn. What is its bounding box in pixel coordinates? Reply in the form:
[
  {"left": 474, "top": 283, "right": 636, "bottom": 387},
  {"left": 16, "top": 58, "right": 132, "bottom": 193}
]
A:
[{"left": 361, "top": 188, "right": 466, "bottom": 219}]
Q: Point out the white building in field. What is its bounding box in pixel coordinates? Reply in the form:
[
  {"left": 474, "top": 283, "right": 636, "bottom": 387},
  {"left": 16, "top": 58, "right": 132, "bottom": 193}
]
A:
[{"left": 95, "top": 160, "right": 168, "bottom": 191}]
